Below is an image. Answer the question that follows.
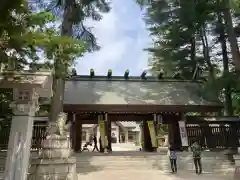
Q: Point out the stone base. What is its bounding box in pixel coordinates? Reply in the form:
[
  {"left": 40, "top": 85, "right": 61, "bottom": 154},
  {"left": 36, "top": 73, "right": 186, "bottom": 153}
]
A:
[
  {"left": 39, "top": 135, "right": 72, "bottom": 158},
  {"left": 28, "top": 157, "right": 77, "bottom": 180}
]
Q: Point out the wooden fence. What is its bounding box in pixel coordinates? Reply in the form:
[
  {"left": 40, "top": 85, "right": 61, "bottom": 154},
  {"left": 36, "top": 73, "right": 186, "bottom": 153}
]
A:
[
  {"left": 0, "top": 117, "right": 240, "bottom": 151},
  {"left": 186, "top": 122, "right": 240, "bottom": 149},
  {"left": 0, "top": 121, "right": 48, "bottom": 150}
]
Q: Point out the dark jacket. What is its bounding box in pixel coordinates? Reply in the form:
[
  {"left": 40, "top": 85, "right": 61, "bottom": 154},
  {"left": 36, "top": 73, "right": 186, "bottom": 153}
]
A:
[{"left": 93, "top": 136, "right": 97, "bottom": 144}]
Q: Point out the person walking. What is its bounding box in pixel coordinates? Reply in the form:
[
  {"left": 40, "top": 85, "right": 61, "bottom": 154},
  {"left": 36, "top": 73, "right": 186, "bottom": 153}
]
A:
[
  {"left": 99, "top": 136, "right": 103, "bottom": 152},
  {"left": 190, "top": 141, "right": 202, "bottom": 174},
  {"left": 167, "top": 146, "right": 177, "bottom": 173},
  {"left": 92, "top": 135, "right": 99, "bottom": 152}
]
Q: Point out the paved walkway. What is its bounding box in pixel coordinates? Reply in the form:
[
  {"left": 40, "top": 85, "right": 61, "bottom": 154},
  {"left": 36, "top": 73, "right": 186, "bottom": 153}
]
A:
[
  {"left": 77, "top": 169, "right": 234, "bottom": 180},
  {"left": 77, "top": 144, "right": 234, "bottom": 180}
]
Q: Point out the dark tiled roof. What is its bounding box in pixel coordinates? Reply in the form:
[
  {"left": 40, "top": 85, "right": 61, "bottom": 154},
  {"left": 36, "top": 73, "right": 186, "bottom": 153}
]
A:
[{"left": 63, "top": 76, "right": 220, "bottom": 106}]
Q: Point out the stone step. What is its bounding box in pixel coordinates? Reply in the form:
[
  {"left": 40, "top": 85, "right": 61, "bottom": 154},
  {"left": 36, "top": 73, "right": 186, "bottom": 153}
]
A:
[
  {"left": 75, "top": 152, "right": 235, "bottom": 174},
  {"left": 76, "top": 158, "right": 233, "bottom": 166},
  {"left": 76, "top": 159, "right": 233, "bottom": 166},
  {"left": 75, "top": 152, "right": 233, "bottom": 159},
  {"left": 76, "top": 156, "right": 233, "bottom": 161},
  {"left": 75, "top": 151, "right": 233, "bottom": 157},
  {"left": 76, "top": 166, "right": 235, "bottom": 175},
  {"left": 76, "top": 162, "right": 233, "bottom": 168}
]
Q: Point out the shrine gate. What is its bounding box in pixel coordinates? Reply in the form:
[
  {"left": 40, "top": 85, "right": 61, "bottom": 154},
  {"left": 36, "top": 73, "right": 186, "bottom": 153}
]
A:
[{"left": 63, "top": 72, "right": 223, "bottom": 152}]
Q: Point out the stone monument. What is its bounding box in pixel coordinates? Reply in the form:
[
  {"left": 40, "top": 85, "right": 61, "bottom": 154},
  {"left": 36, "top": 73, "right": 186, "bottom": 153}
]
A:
[{"left": 0, "top": 71, "right": 52, "bottom": 180}]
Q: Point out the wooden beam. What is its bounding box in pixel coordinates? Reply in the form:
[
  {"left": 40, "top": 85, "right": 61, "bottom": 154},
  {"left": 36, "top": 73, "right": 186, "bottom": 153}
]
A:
[
  {"left": 79, "top": 119, "right": 98, "bottom": 124},
  {"left": 64, "top": 104, "right": 222, "bottom": 113},
  {"left": 75, "top": 114, "right": 98, "bottom": 120},
  {"left": 109, "top": 114, "right": 153, "bottom": 121}
]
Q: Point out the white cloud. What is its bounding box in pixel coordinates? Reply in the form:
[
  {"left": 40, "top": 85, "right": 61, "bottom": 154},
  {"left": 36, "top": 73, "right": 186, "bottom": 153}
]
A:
[{"left": 75, "top": 0, "right": 151, "bottom": 76}]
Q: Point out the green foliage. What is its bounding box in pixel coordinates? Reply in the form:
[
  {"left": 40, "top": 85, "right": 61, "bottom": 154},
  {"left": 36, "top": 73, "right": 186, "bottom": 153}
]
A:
[
  {"left": 0, "top": 89, "right": 12, "bottom": 118},
  {"left": 232, "top": 92, "right": 240, "bottom": 115},
  {"left": 30, "top": 0, "right": 111, "bottom": 51},
  {"left": 42, "top": 35, "right": 86, "bottom": 78},
  {"left": 142, "top": 0, "right": 240, "bottom": 115},
  {"left": 157, "top": 125, "right": 168, "bottom": 136},
  {"left": 0, "top": 2, "right": 87, "bottom": 120}
]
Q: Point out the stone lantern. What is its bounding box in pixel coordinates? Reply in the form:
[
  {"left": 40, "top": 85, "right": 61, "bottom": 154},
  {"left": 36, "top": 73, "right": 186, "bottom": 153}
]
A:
[{"left": 0, "top": 71, "right": 52, "bottom": 180}]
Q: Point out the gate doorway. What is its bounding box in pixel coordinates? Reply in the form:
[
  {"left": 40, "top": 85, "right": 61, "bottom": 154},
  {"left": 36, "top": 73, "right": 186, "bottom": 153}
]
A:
[{"left": 71, "top": 113, "right": 174, "bottom": 153}]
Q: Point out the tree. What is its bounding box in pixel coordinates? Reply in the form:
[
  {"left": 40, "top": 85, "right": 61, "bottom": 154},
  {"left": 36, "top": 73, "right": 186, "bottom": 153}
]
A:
[
  {"left": 222, "top": 0, "right": 240, "bottom": 71},
  {"left": 142, "top": 0, "right": 240, "bottom": 115},
  {"left": 0, "top": 1, "right": 87, "bottom": 123},
  {"left": 31, "top": 0, "right": 111, "bottom": 122}
]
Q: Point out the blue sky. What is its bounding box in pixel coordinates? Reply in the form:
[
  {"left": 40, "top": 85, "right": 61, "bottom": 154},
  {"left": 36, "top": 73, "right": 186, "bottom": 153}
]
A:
[{"left": 75, "top": 0, "right": 151, "bottom": 76}]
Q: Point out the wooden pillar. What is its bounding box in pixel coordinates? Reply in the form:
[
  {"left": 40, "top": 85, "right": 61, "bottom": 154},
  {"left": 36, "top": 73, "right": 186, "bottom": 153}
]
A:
[
  {"left": 98, "top": 114, "right": 104, "bottom": 153},
  {"left": 143, "top": 120, "right": 153, "bottom": 152},
  {"left": 231, "top": 122, "right": 238, "bottom": 151},
  {"left": 74, "top": 114, "right": 82, "bottom": 152},
  {"left": 200, "top": 121, "right": 211, "bottom": 149},
  {"left": 107, "top": 117, "right": 112, "bottom": 152},
  {"left": 143, "top": 120, "right": 147, "bottom": 151},
  {"left": 168, "top": 125, "right": 173, "bottom": 146},
  {"left": 173, "top": 114, "right": 181, "bottom": 150},
  {"left": 140, "top": 123, "right": 144, "bottom": 148},
  {"left": 165, "top": 113, "right": 181, "bottom": 150}
]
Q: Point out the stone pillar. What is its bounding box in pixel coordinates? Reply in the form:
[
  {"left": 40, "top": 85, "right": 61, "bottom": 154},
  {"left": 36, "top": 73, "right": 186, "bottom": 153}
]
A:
[
  {"left": 116, "top": 125, "right": 120, "bottom": 143},
  {"left": 67, "top": 113, "right": 74, "bottom": 149},
  {"left": 97, "top": 126, "right": 100, "bottom": 141},
  {"left": 0, "top": 71, "right": 52, "bottom": 180},
  {"left": 98, "top": 115, "right": 105, "bottom": 152},
  {"left": 4, "top": 92, "right": 39, "bottom": 180},
  {"left": 71, "top": 113, "right": 76, "bottom": 150},
  {"left": 125, "top": 130, "right": 128, "bottom": 143},
  {"left": 86, "top": 131, "right": 90, "bottom": 142},
  {"left": 138, "top": 130, "right": 142, "bottom": 145}
]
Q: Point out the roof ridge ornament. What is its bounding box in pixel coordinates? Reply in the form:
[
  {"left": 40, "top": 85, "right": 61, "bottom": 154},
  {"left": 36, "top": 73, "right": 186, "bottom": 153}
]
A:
[
  {"left": 124, "top": 69, "right": 129, "bottom": 79},
  {"left": 158, "top": 69, "right": 164, "bottom": 79},
  {"left": 141, "top": 70, "right": 147, "bottom": 80},
  {"left": 107, "top": 69, "right": 112, "bottom": 79},
  {"left": 90, "top": 68, "right": 94, "bottom": 78}
]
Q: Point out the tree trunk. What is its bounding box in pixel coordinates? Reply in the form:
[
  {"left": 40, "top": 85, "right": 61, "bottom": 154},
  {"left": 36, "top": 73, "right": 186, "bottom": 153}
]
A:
[
  {"left": 49, "top": 2, "right": 73, "bottom": 122},
  {"left": 190, "top": 36, "right": 196, "bottom": 71},
  {"left": 217, "top": 10, "right": 233, "bottom": 115},
  {"left": 200, "top": 26, "right": 214, "bottom": 78},
  {"left": 223, "top": 0, "right": 240, "bottom": 71}
]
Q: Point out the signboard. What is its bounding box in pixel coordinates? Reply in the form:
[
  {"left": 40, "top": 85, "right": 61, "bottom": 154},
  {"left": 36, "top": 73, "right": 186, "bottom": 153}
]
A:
[
  {"left": 147, "top": 121, "right": 157, "bottom": 148},
  {"left": 99, "top": 120, "right": 105, "bottom": 147},
  {"left": 178, "top": 121, "right": 189, "bottom": 147}
]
